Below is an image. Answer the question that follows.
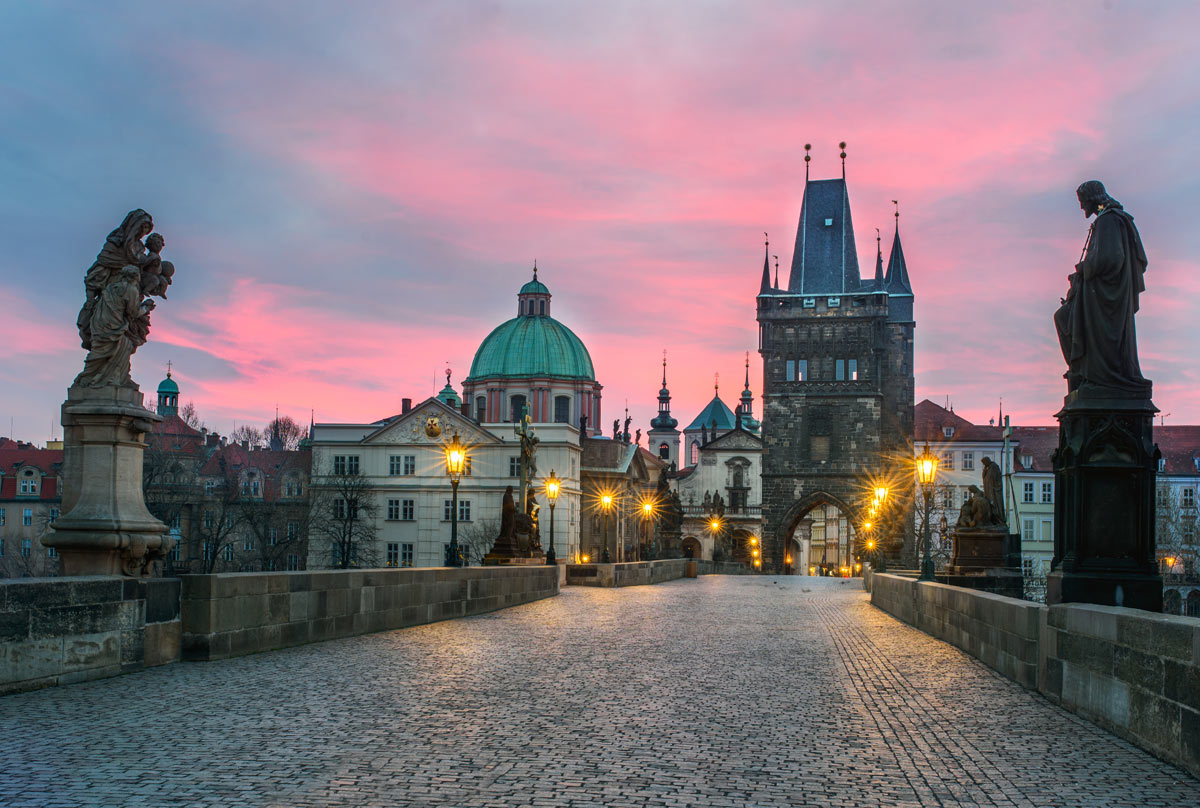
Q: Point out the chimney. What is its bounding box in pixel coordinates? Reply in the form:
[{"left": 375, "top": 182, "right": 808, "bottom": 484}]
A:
[{"left": 402, "top": 398, "right": 412, "bottom": 414}]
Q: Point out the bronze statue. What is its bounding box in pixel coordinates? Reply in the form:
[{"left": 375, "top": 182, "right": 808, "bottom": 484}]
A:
[
  {"left": 980, "top": 456, "right": 1003, "bottom": 524},
  {"left": 498, "top": 485, "right": 517, "bottom": 541},
  {"left": 1054, "top": 181, "right": 1150, "bottom": 396},
  {"left": 956, "top": 485, "right": 991, "bottom": 529}
]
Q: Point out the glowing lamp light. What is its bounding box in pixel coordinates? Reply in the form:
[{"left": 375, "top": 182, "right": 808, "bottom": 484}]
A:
[
  {"left": 809, "top": 566, "right": 816, "bottom": 576},
  {"left": 601, "top": 494, "right": 613, "bottom": 508},
  {"left": 642, "top": 502, "right": 653, "bottom": 516},
  {"left": 581, "top": 554, "right": 590, "bottom": 563},
  {"left": 867, "top": 540, "right": 876, "bottom": 550},
  {"left": 785, "top": 555, "right": 793, "bottom": 565},
  {"left": 750, "top": 536, "right": 758, "bottom": 546},
  {"left": 863, "top": 521, "right": 872, "bottom": 531},
  {"left": 753, "top": 559, "right": 761, "bottom": 568},
  {"left": 752, "top": 548, "right": 760, "bottom": 558},
  {"left": 544, "top": 471, "right": 561, "bottom": 504},
  {"left": 710, "top": 519, "right": 721, "bottom": 531},
  {"left": 1165, "top": 556, "right": 1176, "bottom": 568},
  {"left": 917, "top": 441, "right": 939, "bottom": 486},
  {"left": 444, "top": 433, "right": 467, "bottom": 481},
  {"left": 875, "top": 486, "right": 888, "bottom": 502}
]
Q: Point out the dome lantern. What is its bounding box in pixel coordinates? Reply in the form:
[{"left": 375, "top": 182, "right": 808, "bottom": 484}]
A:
[{"left": 517, "top": 262, "right": 551, "bottom": 317}]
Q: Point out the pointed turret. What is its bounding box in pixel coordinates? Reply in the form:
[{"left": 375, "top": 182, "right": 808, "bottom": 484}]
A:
[
  {"left": 758, "top": 233, "right": 772, "bottom": 294},
  {"left": 650, "top": 352, "right": 678, "bottom": 430},
  {"left": 873, "top": 228, "right": 884, "bottom": 290},
  {"left": 787, "top": 146, "right": 862, "bottom": 295},
  {"left": 648, "top": 350, "right": 680, "bottom": 463},
  {"left": 883, "top": 206, "right": 914, "bottom": 322},
  {"left": 739, "top": 352, "right": 761, "bottom": 433},
  {"left": 156, "top": 363, "right": 179, "bottom": 416}
]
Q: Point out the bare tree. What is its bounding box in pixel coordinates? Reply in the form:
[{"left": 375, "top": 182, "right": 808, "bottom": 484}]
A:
[
  {"left": 266, "top": 415, "right": 306, "bottom": 451},
  {"left": 180, "top": 400, "right": 205, "bottom": 431},
  {"left": 192, "top": 456, "right": 245, "bottom": 574},
  {"left": 309, "top": 471, "right": 379, "bottom": 569},
  {"left": 228, "top": 425, "right": 265, "bottom": 449},
  {"left": 239, "top": 493, "right": 312, "bottom": 571},
  {"left": 458, "top": 518, "right": 499, "bottom": 565}
]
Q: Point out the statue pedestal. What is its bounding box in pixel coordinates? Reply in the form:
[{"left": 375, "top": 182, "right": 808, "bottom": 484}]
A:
[
  {"left": 950, "top": 526, "right": 1008, "bottom": 572},
  {"left": 1047, "top": 391, "right": 1162, "bottom": 611},
  {"left": 43, "top": 385, "right": 173, "bottom": 577}
]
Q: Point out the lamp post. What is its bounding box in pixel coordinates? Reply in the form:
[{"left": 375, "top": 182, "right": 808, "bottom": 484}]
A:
[
  {"left": 544, "top": 471, "right": 560, "bottom": 565},
  {"left": 600, "top": 493, "right": 613, "bottom": 563},
  {"left": 444, "top": 432, "right": 467, "bottom": 567},
  {"left": 917, "top": 441, "right": 939, "bottom": 581},
  {"left": 641, "top": 501, "right": 654, "bottom": 561},
  {"left": 709, "top": 515, "right": 723, "bottom": 564}
]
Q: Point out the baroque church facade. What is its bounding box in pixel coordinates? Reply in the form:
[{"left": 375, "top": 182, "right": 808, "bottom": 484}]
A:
[{"left": 755, "top": 154, "right": 916, "bottom": 573}]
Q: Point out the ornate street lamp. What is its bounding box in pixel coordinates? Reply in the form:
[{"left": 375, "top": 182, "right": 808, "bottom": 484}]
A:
[
  {"left": 916, "top": 441, "right": 940, "bottom": 581},
  {"left": 641, "top": 501, "right": 654, "bottom": 561},
  {"left": 444, "top": 432, "right": 467, "bottom": 567},
  {"left": 544, "top": 470, "right": 561, "bottom": 566},
  {"left": 600, "top": 493, "right": 614, "bottom": 563}
]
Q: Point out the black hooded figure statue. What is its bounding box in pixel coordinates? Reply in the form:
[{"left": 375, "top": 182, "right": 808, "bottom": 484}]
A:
[{"left": 1053, "top": 180, "right": 1150, "bottom": 397}]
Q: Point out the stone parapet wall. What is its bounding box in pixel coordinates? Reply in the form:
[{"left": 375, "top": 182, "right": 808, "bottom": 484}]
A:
[
  {"left": 871, "top": 573, "right": 1200, "bottom": 777},
  {"left": 0, "top": 576, "right": 181, "bottom": 695},
  {"left": 565, "top": 559, "right": 753, "bottom": 587},
  {"left": 871, "top": 573, "right": 1041, "bottom": 688},
  {"left": 1042, "top": 603, "right": 1200, "bottom": 776},
  {"left": 180, "top": 566, "right": 558, "bottom": 661}
]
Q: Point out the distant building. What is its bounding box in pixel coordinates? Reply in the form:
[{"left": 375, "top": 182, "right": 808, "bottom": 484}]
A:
[
  {"left": 309, "top": 270, "right": 592, "bottom": 568},
  {"left": 756, "top": 160, "right": 916, "bottom": 571},
  {"left": 0, "top": 438, "right": 62, "bottom": 578}
]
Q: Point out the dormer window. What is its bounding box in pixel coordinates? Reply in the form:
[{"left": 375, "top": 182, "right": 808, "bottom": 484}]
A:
[
  {"left": 1021, "top": 454, "right": 1032, "bottom": 468},
  {"left": 943, "top": 426, "right": 955, "bottom": 438}
]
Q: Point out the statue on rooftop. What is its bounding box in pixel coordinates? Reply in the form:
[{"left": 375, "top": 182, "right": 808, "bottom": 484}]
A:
[{"left": 1053, "top": 181, "right": 1150, "bottom": 397}]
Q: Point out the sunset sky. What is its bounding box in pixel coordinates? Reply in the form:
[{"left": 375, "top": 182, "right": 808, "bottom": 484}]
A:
[{"left": 2, "top": 1, "right": 1198, "bottom": 443}]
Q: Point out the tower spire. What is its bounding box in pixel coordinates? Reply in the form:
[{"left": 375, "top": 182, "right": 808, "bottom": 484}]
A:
[
  {"left": 804, "top": 143, "right": 811, "bottom": 182},
  {"left": 651, "top": 348, "right": 678, "bottom": 432},
  {"left": 662, "top": 349, "right": 668, "bottom": 387},
  {"left": 759, "top": 232, "right": 772, "bottom": 293},
  {"left": 773, "top": 254, "right": 779, "bottom": 288},
  {"left": 744, "top": 352, "right": 751, "bottom": 391},
  {"left": 874, "top": 227, "right": 884, "bottom": 289},
  {"left": 840, "top": 141, "right": 847, "bottom": 180}
]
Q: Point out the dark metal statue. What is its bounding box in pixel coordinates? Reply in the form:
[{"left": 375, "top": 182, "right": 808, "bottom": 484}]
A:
[{"left": 1054, "top": 180, "right": 1150, "bottom": 396}]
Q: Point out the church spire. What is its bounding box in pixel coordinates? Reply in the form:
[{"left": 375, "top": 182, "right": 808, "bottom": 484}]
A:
[
  {"left": 759, "top": 232, "right": 772, "bottom": 293},
  {"left": 883, "top": 200, "right": 914, "bottom": 322},
  {"left": 650, "top": 349, "right": 678, "bottom": 430},
  {"left": 873, "top": 227, "right": 884, "bottom": 289}
]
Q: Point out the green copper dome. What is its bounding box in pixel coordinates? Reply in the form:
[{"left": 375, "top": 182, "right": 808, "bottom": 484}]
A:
[
  {"left": 157, "top": 374, "right": 179, "bottom": 394},
  {"left": 468, "top": 316, "right": 595, "bottom": 381},
  {"left": 519, "top": 278, "right": 550, "bottom": 295}
]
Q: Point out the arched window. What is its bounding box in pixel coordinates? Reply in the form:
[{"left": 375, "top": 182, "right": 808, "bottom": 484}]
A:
[
  {"left": 475, "top": 396, "right": 486, "bottom": 422},
  {"left": 658, "top": 442, "right": 670, "bottom": 459},
  {"left": 1188, "top": 590, "right": 1200, "bottom": 618},
  {"left": 539, "top": 300, "right": 545, "bottom": 315},
  {"left": 510, "top": 394, "right": 527, "bottom": 423},
  {"left": 1164, "top": 589, "right": 1182, "bottom": 615},
  {"left": 554, "top": 395, "right": 570, "bottom": 423},
  {"left": 690, "top": 441, "right": 699, "bottom": 465}
]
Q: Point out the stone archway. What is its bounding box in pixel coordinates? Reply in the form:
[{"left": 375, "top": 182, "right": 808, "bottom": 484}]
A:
[
  {"left": 777, "top": 491, "right": 858, "bottom": 576},
  {"left": 681, "top": 536, "right": 702, "bottom": 560}
]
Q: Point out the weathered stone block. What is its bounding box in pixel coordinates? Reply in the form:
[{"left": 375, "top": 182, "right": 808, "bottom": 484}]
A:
[
  {"left": 266, "top": 593, "right": 290, "bottom": 625},
  {"left": 1164, "top": 659, "right": 1200, "bottom": 712},
  {"left": 0, "top": 609, "right": 31, "bottom": 642},
  {"left": 143, "top": 621, "right": 181, "bottom": 667},
  {"left": 119, "top": 629, "right": 145, "bottom": 669},
  {"left": 68, "top": 577, "right": 123, "bottom": 606},
  {"left": 0, "top": 637, "right": 62, "bottom": 684},
  {"left": 180, "top": 575, "right": 217, "bottom": 600},
  {"left": 1114, "top": 645, "right": 1164, "bottom": 693},
  {"left": 62, "top": 632, "right": 119, "bottom": 672},
  {"left": 1057, "top": 631, "right": 1115, "bottom": 675},
  {"left": 145, "top": 579, "right": 181, "bottom": 623},
  {"left": 1182, "top": 706, "right": 1200, "bottom": 764},
  {"left": 1063, "top": 662, "right": 1129, "bottom": 727},
  {"left": 1129, "top": 686, "right": 1180, "bottom": 756},
  {"left": 30, "top": 602, "right": 122, "bottom": 639},
  {"left": 11, "top": 580, "right": 73, "bottom": 610}
]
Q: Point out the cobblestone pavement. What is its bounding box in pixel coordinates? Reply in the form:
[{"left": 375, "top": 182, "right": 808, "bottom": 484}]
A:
[{"left": 3, "top": 576, "right": 1199, "bottom": 807}]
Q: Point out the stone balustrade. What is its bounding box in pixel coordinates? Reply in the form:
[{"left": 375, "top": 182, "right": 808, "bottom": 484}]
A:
[{"left": 871, "top": 572, "right": 1200, "bottom": 777}]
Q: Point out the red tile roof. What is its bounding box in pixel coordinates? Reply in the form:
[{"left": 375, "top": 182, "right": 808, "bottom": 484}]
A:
[
  {"left": 1156, "top": 425, "right": 1200, "bottom": 477},
  {"left": 915, "top": 400, "right": 1004, "bottom": 443},
  {"left": 0, "top": 447, "right": 63, "bottom": 501},
  {"left": 1009, "top": 427, "right": 1057, "bottom": 473}
]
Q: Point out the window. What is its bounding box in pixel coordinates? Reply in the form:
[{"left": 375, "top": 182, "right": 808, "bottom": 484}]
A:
[
  {"left": 333, "top": 455, "right": 360, "bottom": 475},
  {"left": 333, "top": 498, "right": 358, "bottom": 520},
  {"left": 389, "top": 455, "right": 403, "bottom": 475},
  {"left": 401, "top": 543, "right": 414, "bottom": 567},
  {"left": 402, "top": 499, "right": 414, "bottom": 521},
  {"left": 459, "top": 500, "right": 471, "bottom": 521},
  {"left": 1157, "top": 486, "right": 1170, "bottom": 507},
  {"left": 0, "top": 508, "right": 5, "bottom": 525},
  {"left": 1021, "top": 557, "right": 1034, "bottom": 577},
  {"left": 287, "top": 521, "right": 298, "bottom": 540},
  {"left": 387, "top": 542, "right": 400, "bottom": 567},
  {"left": 1183, "top": 522, "right": 1196, "bottom": 542},
  {"left": 47, "top": 546, "right": 57, "bottom": 559},
  {"left": 22, "top": 508, "right": 32, "bottom": 526},
  {"left": 21, "top": 539, "right": 31, "bottom": 557},
  {"left": 243, "top": 537, "right": 254, "bottom": 551},
  {"left": 403, "top": 455, "right": 415, "bottom": 475},
  {"left": 785, "top": 359, "right": 795, "bottom": 381},
  {"left": 1158, "top": 458, "right": 1166, "bottom": 472},
  {"left": 266, "top": 559, "right": 276, "bottom": 571},
  {"left": 509, "top": 457, "right": 520, "bottom": 477},
  {"left": 223, "top": 544, "right": 234, "bottom": 561},
  {"left": 943, "top": 426, "right": 955, "bottom": 438},
  {"left": 269, "top": 527, "right": 278, "bottom": 545},
  {"left": 1183, "top": 488, "right": 1195, "bottom": 509},
  {"left": 169, "top": 543, "right": 179, "bottom": 562},
  {"left": 690, "top": 441, "right": 699, "bottom": 465},
  {"left": 49, "top": 507, "right": 59, "bottom": 523},
  {"left": 475, "top": 396, "right": 487, "bottom": 421},
  {"left": 658, "top": 442, "right": 670, "bottom": 459},
  {"left": 287, "top": 554, "right": 300, "bottom": 571},
  {"left": 0, "top": 539, "right": 5, "bottom": 556},
  {"left": 204, "top": 480, "right": 216, "bottom": 496},
  {"left": 203, "top": 511, "right": 214, "bottom": 530},
  {"left": 940, "top": 452, "right": 954, "bottom": 470},
  {"left": 19, "top": 478, "right": 35, "bottom": 494},
  {"left": 539, "top": 300, "right": 545, "bottom": 315},
  {"left": 797, "top": 359, "right": 807, "bottom": 381},
  {"left": 835, "top": 359, "right": 845, "bottom": 381},
  {"left": 251, "top": 480, "right": 260, "bottom": 496},
  {"left": 465, "top": 457, "right": 473, "bottom": 476},
  {"left": 225, "top": 513, "right": 234, "bottom": 529},
  {"left": 203, "top": 543, "right": 213, "bottom": 561},
  {"left": 509, "top": 395, "right": 527, "bottom": 423},
  {"left": 1041, "top": 482, "right": 1053, "bottom": 504},
  {"left": 554, "top": 396, "right": 570, "bottom": 423},
  {"left": 1022, "top": 518, "right": 1035, "bottom": 541},
  {"left": 387, "top": 499, "right": 401, "bottom": 520},
  {"left": 1023, "top": 482, "right": 1034, "bottom": 504},
  {"left": 962, "top": 452, "right": 974, "bottom": 471},
  {"left": 169, "top": 514, "right": 180, "bottom": 532},
  {"left": 1020, "top": 454, "right": 1032, "bottom": 469}
]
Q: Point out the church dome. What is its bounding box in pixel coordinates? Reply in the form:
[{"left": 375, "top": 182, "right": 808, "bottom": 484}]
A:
[
  {"left": 467, "top": 316, "right": 595, "bottom": 381},
  {"left": 519, "top": 278, "right": 550, "bottom": 296},
  {"left": 157, "top": 374, "right": 179, "bottom": 394}
]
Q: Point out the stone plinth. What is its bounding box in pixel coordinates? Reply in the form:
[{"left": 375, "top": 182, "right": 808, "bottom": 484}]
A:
[
  {"left": 43, "top": 385, "right": 172, "bottom": 577},
  {"left": 951, "top": 525, "right": 1008, "bottom": 571},
  {"left": 1047, "top": 391, "right": 1162, "bottom": 611}
]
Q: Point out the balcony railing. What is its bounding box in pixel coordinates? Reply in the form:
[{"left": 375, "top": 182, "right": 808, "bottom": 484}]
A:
[{"left": 681, "top": 505, "right": 762, "bottom": 517}]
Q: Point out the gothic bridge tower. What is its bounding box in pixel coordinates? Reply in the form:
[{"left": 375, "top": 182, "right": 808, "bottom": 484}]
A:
[{"left": 756, "top": 146, "right": 915, "bottom": 573}]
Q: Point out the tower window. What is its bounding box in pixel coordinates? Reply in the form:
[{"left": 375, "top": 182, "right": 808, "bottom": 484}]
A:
[
  {"left": 510, "top": 395, "right": 527, "bottom": 422},
  {"left": 554, "top": 395, "right": 570, "bottom": 423},
  {"left": 475, "top": 396, "right": 486, "bottom": 421},
  {"left": 659, "top": 442, "right": 670, "bottom": 459},
  {"left": 539, "top": 300, "right": 545, "bottom": 315}
]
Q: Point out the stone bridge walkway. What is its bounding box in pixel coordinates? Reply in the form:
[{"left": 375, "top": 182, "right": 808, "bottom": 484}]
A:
[{"left": 2, "top": 576, "right": 1198, "bottom": 807}]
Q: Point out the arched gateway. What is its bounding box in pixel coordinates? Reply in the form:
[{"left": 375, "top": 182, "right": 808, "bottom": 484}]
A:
[{"left": 776, "top": 492, "right": 859, "bottom": 575}]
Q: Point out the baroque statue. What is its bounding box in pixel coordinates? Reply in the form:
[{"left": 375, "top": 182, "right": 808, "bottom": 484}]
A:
[
  {"left": 980, "top": 456, "right": 1003, "bottom": 524},
  {"left": 1053, "top": 181, "right": 1150, "bottom": 397},
  {"left": 74, "top": 209, "right": 177, "bottom": 389}
]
